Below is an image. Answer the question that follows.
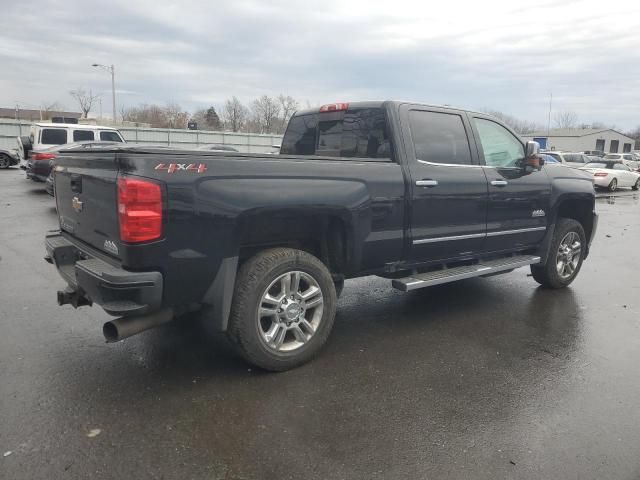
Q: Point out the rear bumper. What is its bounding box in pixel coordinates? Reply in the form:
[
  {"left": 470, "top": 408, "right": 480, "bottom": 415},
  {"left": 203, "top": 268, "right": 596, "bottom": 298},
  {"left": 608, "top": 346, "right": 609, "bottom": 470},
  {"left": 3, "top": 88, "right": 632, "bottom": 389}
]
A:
[
  {"left": 45, "top": 232, "right": 163, "bottom": 316},
  {"left": 26, "top": 162, "right": 50, "bottom": 182},
  {"left": 593, "top": 177, "right": 611, "bottom": 188}
]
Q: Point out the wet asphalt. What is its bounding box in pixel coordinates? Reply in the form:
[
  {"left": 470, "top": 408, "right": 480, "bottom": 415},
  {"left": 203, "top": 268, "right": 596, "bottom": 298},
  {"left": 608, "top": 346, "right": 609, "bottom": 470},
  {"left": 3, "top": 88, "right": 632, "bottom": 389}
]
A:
[{"left": 1, "top": 167, "right": 640, "bottom": 480}]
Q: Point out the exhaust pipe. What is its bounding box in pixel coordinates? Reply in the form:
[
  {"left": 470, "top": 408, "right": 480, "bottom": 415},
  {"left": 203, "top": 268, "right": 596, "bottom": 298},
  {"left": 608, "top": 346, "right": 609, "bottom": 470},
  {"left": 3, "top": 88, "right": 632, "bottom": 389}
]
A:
[{"left": 103, "top": 308, "right": 174, "bottom": 342}]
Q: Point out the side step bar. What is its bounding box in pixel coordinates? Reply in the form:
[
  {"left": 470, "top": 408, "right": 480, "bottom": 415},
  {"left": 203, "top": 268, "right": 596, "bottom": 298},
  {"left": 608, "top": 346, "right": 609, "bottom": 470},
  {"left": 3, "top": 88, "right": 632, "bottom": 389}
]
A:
[{"left": 392, "top": 255, "right": 541, "bottom": 292}]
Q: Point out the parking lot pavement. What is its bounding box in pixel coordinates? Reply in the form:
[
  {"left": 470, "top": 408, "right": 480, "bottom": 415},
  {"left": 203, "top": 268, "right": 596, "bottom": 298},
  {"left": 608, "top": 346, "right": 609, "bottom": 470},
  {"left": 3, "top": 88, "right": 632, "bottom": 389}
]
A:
[{"left": 2, "top": 167, "right": 640, "bottom": 480}]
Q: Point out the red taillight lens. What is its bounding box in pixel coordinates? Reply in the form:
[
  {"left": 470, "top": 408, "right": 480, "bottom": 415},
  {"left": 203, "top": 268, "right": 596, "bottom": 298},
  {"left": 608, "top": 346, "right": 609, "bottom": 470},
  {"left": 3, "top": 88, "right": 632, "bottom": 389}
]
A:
[
  {"left": 594, "top": 172, "right": 608, "bottom": 177},
  {"left": 117, "top": 177, "right": 162, "bottom": 243},
  {"left": 319, "top": 102, "right": 349, "bottom": 113},
  {"left": 31, "top": 152, "right": 56, "bottom": 161}
]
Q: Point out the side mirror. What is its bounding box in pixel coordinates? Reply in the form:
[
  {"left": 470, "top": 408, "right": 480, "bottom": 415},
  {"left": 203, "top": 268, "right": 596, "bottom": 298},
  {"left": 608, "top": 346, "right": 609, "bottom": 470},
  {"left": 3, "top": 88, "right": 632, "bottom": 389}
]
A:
[
  {"left": 526, "top": 140, "right": 540, "bottom": 158},
  {"left": 524, "top": 141, "right": 543, "bottom": 171}
]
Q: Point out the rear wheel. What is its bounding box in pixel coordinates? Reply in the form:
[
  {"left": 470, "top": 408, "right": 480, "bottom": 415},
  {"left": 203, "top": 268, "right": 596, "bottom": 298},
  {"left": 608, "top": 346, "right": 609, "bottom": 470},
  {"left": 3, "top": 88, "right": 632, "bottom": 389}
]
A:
[
  {"left": 633, "top": 179, "right": 639, "bottom": 191},
  {"left": 531, "top": 218, "right": 586, "bottom": 289},
  {"left": 0, "top": 154, "right": 10, "bottom": 169},
  {"left": 227, "top": 248, "right": 337, "bottom": 371},
  {"left": 608, "top": 178, "right": 618, "bottom": 192}
]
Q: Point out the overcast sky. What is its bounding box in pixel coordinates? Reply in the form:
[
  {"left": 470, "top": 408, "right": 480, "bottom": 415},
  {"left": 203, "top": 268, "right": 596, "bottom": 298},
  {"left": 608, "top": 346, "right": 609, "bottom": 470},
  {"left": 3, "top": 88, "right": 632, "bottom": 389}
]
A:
[{"left": 1, "top": 0, "right": 639, "bottom": 129}]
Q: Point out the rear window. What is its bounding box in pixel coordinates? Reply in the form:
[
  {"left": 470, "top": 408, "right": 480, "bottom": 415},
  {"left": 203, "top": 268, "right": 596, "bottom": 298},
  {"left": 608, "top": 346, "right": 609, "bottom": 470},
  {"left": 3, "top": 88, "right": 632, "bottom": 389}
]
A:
[
  {"left": 41, "top": 128, "right": 67, "bottom": 145},
  {"left": 281, "top": 108, "right": 391, "bottom": 159},
  {"left": 73, "top": 130, "right": 94, "bottom": 141},
  {"left": 100, "top": 131, "right": 123, "bottom": 142}
]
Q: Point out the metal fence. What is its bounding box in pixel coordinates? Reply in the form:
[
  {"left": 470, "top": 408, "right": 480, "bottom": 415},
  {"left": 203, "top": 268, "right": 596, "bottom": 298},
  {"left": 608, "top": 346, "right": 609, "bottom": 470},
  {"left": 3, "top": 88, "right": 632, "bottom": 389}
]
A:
[{"left": 0, "top": 119, "right": 283, "bottom": 153}]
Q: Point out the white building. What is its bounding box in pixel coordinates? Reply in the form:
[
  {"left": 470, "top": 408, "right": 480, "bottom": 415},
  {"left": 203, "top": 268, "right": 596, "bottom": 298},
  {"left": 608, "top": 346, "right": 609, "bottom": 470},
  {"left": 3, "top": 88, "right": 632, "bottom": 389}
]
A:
[{"left": 523, "top": 128, "right": 635, "bottom": 154}]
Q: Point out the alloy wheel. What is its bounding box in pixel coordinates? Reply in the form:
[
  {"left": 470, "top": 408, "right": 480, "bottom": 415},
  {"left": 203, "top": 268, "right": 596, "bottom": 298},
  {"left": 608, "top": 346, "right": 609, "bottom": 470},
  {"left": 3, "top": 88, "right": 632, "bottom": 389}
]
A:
[
  {"left": 256, "top": 271, "right": 324, "bottom": 353},
  {"left": 556, "top": 231, "right": 581, "bottom": 280}
]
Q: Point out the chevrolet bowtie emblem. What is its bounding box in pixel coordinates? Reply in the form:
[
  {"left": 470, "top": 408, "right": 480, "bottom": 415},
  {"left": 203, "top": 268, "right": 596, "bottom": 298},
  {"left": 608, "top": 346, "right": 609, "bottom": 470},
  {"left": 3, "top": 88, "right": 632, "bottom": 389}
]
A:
[{"left": 72, "top": 196, "right": 83, "bottom": 213}]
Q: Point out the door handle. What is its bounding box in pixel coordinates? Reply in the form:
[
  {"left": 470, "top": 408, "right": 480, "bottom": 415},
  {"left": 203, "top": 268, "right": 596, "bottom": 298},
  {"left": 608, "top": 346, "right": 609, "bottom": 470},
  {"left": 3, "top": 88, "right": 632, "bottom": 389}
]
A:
[
  {"left": 416, "top": 179, "right": 438, "bottom": 187},
  {"left": 490, "top": 180, "right": 508, "bottom": 187}
]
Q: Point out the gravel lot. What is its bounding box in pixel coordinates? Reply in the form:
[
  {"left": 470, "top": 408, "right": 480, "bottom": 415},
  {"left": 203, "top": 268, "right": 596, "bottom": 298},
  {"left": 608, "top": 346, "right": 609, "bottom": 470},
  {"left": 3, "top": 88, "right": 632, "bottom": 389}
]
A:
[{"left": 2, "top": 167, "right": 640, "bottom": 479}]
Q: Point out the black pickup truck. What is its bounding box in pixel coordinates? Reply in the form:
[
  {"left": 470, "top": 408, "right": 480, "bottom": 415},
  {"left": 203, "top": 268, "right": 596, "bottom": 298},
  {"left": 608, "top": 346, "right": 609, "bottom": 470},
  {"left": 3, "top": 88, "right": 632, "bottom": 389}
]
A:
[{"left": 45, "top": 101, "right": 597, "bottom": 370}]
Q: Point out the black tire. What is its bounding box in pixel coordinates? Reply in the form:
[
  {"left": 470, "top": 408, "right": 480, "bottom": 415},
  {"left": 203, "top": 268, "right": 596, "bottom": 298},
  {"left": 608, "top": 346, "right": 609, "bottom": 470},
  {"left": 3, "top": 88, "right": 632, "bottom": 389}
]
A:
[
  {"left": 608, "top": 178, "right": 617, "bottom": 192},
  {"left": 633, "top": 179, "right": 639, "bottom": 191},
  {"left": 531, "top": 218, "right": 586, "bottom": 289},
  {"left": 0, "top": 154, "right": 10, "bottom": 169},
  {"left": 227, "top": 248, "right": 337, "bottom": 371}
]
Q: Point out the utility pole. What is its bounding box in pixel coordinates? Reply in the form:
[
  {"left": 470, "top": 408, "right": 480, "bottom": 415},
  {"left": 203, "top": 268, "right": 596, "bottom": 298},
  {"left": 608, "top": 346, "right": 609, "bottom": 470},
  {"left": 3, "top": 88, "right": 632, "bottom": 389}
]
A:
[
  {"left": 547, "top": 91, "right": 553, "bottom": 138},
  {"left": 92, "top": 63, "right": 117, "bottom": 124}
]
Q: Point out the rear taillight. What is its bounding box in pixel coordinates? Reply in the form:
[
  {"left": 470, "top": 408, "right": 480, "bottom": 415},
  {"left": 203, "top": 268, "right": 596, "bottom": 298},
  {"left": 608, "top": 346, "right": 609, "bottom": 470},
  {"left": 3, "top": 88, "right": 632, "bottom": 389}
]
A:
[
  {"left": 319, "top": 102, "right": 349, "bottom": 113},
  {"left": 594, "top": 172, "right": 608, "bottom": 177},
  {"left": 31, "top": 152, "right": 56, "bottom": 161},
  {"left": 117, "top": 177, "right": 162, "bottom": 243}
]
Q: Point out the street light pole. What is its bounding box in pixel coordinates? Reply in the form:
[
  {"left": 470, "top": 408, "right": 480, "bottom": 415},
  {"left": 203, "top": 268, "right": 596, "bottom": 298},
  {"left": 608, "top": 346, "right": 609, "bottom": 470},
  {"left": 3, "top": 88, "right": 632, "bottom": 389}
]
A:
[
  {"left": 92, "top": 63, "right": 117, "bottom": 124},
  {"left": 110, "top": 64, "right": 116, "bottom": 124}
]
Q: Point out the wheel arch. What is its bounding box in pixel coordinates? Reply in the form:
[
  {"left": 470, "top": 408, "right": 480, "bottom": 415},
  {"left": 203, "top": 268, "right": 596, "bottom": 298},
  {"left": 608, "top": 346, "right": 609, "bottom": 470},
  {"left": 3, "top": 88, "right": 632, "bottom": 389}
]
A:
[{"left": 235, "top": 208, "right": 355, "bottom": 277}]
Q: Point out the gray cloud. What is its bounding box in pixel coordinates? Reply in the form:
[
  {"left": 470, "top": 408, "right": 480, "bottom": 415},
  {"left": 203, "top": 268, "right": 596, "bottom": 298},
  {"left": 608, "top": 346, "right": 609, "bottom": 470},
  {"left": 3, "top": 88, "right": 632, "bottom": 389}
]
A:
[{"left": 1, "top": 0, "right": 638, "bottom": 129}]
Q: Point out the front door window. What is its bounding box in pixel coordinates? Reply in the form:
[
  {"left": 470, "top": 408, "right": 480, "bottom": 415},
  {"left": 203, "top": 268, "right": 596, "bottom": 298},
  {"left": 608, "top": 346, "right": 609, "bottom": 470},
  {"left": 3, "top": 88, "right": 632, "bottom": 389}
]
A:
[{"left": 472, "top": 118, "right": 524, "bottom": 168}]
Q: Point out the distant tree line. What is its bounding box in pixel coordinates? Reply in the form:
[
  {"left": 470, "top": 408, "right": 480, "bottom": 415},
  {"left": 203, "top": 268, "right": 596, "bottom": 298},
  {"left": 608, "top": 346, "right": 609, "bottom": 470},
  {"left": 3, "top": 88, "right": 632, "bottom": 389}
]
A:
[{"left": 118, "top": 94, "right": 300, "bottom": 134}]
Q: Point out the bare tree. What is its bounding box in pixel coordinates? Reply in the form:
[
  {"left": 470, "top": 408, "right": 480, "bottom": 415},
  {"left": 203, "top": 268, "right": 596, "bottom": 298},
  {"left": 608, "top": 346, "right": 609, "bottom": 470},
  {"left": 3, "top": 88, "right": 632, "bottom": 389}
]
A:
[
  {"left": 122, "top": 104, "right": 167, "bottom": 127},
  {"left": 223, "top": 97, "right": 248, "bottom": 132},
  {"left": 554, "top": 111, "right": 578, "bottom": 129},
  {"left": 41, "top": 101, "right": 64, "bottom": 113},
  {"left": 121, "top": 103, "right": 188, "bottom": 128},
  {"left": 277, "top": 94, "right": 299, "bottom": 132},
  {"left": 69, "top": 88, "right": 100, "bottom": 118},
  {"left": 481, "top": 108, "right": 542, "bottom": 135},
  {"left": 164, "top": 103, "right": 189, "bottom": 129},
  {"left": 252, "top": 95, "right": 281, "bottom": 134}
]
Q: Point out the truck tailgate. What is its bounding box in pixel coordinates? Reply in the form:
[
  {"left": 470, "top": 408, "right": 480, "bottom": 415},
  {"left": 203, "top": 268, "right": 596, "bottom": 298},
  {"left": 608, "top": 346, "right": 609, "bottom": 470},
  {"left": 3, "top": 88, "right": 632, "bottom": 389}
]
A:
[{"left": 54, "top": 152, "right": 121, "bottom": 257}]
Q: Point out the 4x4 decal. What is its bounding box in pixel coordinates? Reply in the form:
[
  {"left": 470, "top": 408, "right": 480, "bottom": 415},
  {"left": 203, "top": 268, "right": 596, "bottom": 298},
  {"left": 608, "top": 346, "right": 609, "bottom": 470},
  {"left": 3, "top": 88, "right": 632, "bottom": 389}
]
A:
[{"left": 155, "top": 163, "right": 207, "bottom": 174}]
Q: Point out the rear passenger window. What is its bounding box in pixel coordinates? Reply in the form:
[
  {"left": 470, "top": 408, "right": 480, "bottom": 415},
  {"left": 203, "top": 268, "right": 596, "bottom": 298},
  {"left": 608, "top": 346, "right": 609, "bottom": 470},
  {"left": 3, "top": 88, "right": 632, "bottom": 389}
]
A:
[
  {"left": 281, "top": 115, "right": 317, "bottom": 155},
  {"left": 100, "top": 131, "right": 123, "bottom": 142},
  {"left": 281, "top": 108, "right": 391, "bottom": 159},
  {"left": 473, "top": 118, "right": 524, "bottom": 168},
  {"left": 73, "top": 130, "right": 94, "bottom": 141},
  {"left": 41, "top": 129, "right": 67, "bottom": 145},
  {"left": 409, "top": 110, "right": 472, "bottom": 165}
]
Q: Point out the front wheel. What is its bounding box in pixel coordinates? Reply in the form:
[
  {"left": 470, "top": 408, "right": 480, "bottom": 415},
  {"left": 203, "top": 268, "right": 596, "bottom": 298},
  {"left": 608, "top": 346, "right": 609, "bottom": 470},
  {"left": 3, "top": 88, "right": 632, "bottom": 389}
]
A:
[
  {"left": 633, "top": 179, "right": 639, "bottom": 191},
  {"left": 531, "top": 218, "right": 586, "bottom": 289},
  {"left": 227, "top": 248, "right": 337, "bottom": 371}
]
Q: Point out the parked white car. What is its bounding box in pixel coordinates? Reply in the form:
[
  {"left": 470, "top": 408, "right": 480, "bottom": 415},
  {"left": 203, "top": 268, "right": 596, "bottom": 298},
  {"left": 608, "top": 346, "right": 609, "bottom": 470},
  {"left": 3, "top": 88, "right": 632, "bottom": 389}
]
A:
[
  {"left": 580, "top": 160, "right": 640, "bottom": 192},
  {"left": 603, "top": 153, "right": 640, "bottom": 172},
  {"left": 542, "top": 151, "right": 592, "bottom": 168},
  {"left": 16, "top": 123, "right": 125, "bottom": 167}
]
